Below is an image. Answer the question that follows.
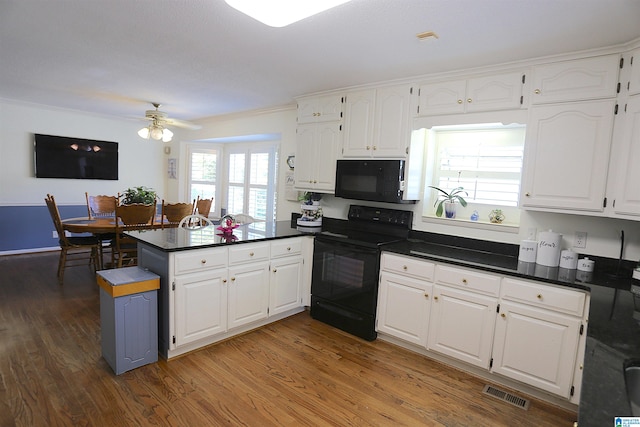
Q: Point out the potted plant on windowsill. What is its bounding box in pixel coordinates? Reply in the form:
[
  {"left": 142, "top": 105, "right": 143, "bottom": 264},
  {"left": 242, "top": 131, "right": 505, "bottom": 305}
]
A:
[
  {"left": 428, "top": 186, "right": 467, "bottom": 218},
  {"left": 118, "top": 186, "right": 157, "bottom": 225}
]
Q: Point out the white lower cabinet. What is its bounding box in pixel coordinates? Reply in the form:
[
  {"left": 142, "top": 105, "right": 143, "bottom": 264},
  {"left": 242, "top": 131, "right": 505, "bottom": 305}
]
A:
[
  {"left": 492, "top": 277, "right": 587, "bottom": 400},
  {"left": 377, "top": 253, "right": 434, "bottom": 347},
  {"left": 138, "top": 237, "right": 310, "bottom": 359},
  {"left": 269, "top": 238, "right": 305, "bottom": 316},
  {"left": 377, "top": 271, "right": 431, "bottom": 347},
  {"left": 376, "top": 251, "right": 589, "bottom": 403},
  {"left": 269, "top": 256, "right": 303, "bottom": 316},
  {"left": 427, "top": 284, "right": 498, "bottom": 369},
  {"left": 174, "top": 268, "right": 227, "bottom": 346},
  {"left": 228, "top": 262, "right": 270, "bottom": 329},
  {"left": 491, "top": 300, "right": 581, "bottom": 398}
]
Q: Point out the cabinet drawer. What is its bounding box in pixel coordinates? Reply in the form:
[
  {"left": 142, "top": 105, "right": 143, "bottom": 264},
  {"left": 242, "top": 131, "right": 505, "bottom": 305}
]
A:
[
  {"left": 381, "top": 253, "right": 434, "bottom": 280},
  {"left": 501, "top": 278, "right": 586, "bottom": 317},
  {"left": 271, "top": 238, "right": 303, "bottom": 258},
  {"left": 174, "top": 247, "right": 227, "bottom": 275},
  {"left": 435, "top": 265, "right": 501, "bottom": 297},
  {"left": 229, "top": 242, "right": 270, "bottom": 265}
]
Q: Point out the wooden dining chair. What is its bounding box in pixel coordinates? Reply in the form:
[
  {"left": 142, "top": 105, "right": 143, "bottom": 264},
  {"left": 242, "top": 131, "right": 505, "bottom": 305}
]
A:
[
  {"left": 161, "top": 200, "right": 195, "bottom": 228},
  {"left": 45, "top": 194, "right": 102, "bottom": 284},
  {"left": 111, "top": 203, "right": 156, "bottom": 268},
  {"left": 85, "top": 192, "right": 117, "bottom": 267},
  {"left": 85, "top": 192, "right": 117, "bottom": 218},
  {"left": 194, "top": 196, "right": 213, "bottom": 218}
]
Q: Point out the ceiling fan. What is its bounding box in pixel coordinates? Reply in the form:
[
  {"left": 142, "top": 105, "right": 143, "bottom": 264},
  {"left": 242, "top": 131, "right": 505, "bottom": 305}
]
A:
[{"left": 137, "top": 103, "right": 201, "bottom": 142}]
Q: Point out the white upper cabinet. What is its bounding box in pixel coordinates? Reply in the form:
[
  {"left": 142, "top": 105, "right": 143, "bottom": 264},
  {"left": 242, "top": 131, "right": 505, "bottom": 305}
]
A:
[
  {"left": 295, "top": 122, "right": 342, "bottom": 192},
  {"left": 610, "top": 95, "right": 640, "bottom": 217},
  {"left": 530, "top": 54, "right": 620, "bottom": 104},
  {"left": 342, "top": 85, "right": 413, "bottom": 158},
  {"left": 295, "top": 94, "right": 344, "bottom": 193},
  {"left": 521, "top": 54, "right": 620, "bottom": 214},
  {"left": 416, "top": 71, "right": 525, "bottom": 116},
  {"left": 628, "top": 49, "right": 640, "bottom": 96},
  {"left": 520, "top": 99, "right": 616, "bottom": 212},
  {"left": 297, "top": 94, "right": 343, "bottom": 123}
]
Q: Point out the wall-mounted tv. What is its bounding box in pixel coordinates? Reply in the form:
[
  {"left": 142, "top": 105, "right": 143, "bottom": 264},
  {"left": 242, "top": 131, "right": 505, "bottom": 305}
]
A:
[{"left": 34, "top": 134, "right": 119, "bottom": 180}]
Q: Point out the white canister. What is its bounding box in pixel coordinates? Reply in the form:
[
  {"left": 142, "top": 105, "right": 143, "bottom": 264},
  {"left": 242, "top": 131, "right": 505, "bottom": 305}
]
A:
[
  {"left": 577, "top": 257, "right": 595, "bottom": 272},
  {"left": 536, "top": 230, "right": 562, "bottom": 267},
  {"left": 559, "top": 250, "right": 578, "bottom": 270},
  {"left": 518, "top": 240, "right": 538, "bottom": 263}
]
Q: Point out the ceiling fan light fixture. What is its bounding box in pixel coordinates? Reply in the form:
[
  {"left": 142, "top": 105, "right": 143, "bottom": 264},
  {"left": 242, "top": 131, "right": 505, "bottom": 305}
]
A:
[
  {"left": 138, "top": 127, "right": 151, "bottom": 139},
  {"left": 224, "top": 0, "right": 353, "bottom": 27},
  {"left": 162, "top": 128, "right": 174, "bottom": 142},
  {"left": 150, "top": 126, "right": 164, "bottom": 141}
]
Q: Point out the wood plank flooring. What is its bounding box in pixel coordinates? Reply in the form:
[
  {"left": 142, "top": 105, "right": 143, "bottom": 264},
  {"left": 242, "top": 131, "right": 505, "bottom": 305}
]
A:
[{"left": 0, "top": 252, "right": 577, "bottom": 426}]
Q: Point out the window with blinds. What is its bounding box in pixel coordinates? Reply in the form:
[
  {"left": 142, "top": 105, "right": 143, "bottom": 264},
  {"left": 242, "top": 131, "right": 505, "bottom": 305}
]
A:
[
  {"left": 189, "top": 149, "right": 218, "bottom": 201},
  {"left": 425, "top": 123, "right": 526, "bottom": 224}
]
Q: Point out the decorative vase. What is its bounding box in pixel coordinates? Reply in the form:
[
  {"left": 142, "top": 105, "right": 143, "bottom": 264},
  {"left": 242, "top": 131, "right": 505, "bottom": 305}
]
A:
[{"left": 444, "top": 201, "right": 457, "bottom": 218}]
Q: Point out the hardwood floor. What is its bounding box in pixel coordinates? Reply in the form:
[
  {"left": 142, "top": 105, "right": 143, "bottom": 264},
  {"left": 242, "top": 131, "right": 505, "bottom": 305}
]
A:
[{"left": 0, "top": 252, "right": 576, "bottom": 426}]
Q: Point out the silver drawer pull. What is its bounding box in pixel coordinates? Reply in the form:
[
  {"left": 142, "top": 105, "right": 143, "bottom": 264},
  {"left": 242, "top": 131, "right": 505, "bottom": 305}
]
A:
[
  {"left": 249, "top": 252, "right": 254, "bottom": 257},
  {"left": 201, "top": 259, "right": 207, "bottom": 264}
]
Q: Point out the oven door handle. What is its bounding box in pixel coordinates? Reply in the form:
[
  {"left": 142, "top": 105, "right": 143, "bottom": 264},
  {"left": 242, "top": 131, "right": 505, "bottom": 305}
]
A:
[{"left": 314, "top": 237, "right": 380, "bottom": 255}]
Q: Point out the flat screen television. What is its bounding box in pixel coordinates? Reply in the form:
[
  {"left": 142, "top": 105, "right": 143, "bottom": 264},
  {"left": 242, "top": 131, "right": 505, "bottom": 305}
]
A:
[{"left": 34, "top": 134, "right": 119, "bottom": 180}]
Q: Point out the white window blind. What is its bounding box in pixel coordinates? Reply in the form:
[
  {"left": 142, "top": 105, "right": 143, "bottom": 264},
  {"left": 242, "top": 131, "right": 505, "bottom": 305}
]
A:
[
  {"left": 189, "top": 149, "right": 218, "bottom": 202},
  {"left": 433, "top": 125, "right": 525, "bottom": 207}
]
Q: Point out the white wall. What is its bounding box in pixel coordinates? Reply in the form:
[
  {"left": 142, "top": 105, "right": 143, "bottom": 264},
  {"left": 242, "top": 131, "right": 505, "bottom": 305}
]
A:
[{"left": 0, "top": 99, "right": 165, "bottom": 205}]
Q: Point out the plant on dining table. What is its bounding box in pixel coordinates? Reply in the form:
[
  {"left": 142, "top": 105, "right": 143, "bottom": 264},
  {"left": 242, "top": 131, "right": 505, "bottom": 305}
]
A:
[{"left": 120, "top": 186, "right": 157, "bottom": 205}]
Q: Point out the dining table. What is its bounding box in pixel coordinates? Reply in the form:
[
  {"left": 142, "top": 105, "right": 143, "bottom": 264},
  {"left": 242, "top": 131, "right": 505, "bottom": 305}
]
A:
[{"left": 61, "top": 216, "right": 167, "bottom": 234}]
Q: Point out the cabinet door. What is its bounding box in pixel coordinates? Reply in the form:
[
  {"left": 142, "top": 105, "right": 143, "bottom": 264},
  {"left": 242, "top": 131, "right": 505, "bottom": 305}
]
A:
[
  {"left": 521, "top": 99, "right": 615, "bottom": 212},
  {"left": 492, "top": 301, "right": 581, "bottom": 398},
  {"left": 269, "top": 256, "right": 303, "bottom": 316},
  {"left": 297, "top": 94, "right": 343, "bottom": 123},
  {"left": 314, "top": 122, "right": 342, "bottom": 191},
  {"left": 466, "top": 72, "right": 524, "bottom": 112},
  {"left": 342, "top": 89, "right": 376, "bottom": 157},
  {"left": 612, "top": 96, "right": 640, "bottom": 217},
  {"left": 294, "top": 122, "right": 342, "bottom": 192},
  {"left": 174, "top": 269, "right": 227, "bottom": 347},
  {"left": 416, "top": 80, "right": 466, "bottom": 116},
  {"left": 377, "top": 271, "right": 431, "bottom": 347},
  {"left": 628, "top": 49, "right": 640, "bottom": 96},
  {"left": 228, "top": 262, "right": 270, "bottom": 329},
  {"left": 373, "top": 85, "right": 413, "bottom": 157},
  {"left": 427, "top": 285, "right": 497, "bottom": 369},
  {"left": 530, "top": 54, "right": 620, "bottom": 104}
]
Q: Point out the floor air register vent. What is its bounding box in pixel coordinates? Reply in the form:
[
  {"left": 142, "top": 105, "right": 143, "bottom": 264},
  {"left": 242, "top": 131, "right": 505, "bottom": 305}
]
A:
[{"left": 482, "top": 385, "right": 530, "bottom": 410}]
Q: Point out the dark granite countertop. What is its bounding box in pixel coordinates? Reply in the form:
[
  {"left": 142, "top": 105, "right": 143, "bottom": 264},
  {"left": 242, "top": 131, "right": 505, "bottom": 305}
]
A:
[
  {"left": 383, "top": 231, "right": 640, "bottom": 425},
  {"left": 125, "top": 220, "right": 314, "bottom": 252}
]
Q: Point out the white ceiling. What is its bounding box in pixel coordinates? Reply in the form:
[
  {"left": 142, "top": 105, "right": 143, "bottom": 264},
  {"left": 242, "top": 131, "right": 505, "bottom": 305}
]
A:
[{"left": 2, "top": 0, "right": 640, "bottom": 123}]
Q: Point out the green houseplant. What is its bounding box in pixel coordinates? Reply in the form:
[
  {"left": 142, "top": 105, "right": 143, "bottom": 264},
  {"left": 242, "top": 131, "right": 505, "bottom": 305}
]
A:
[
  {"left": 428, "top": 186, "right": 467, "bottom": 218},
  {"left": 121, "top": 186, "right": 157, "bottom": 205},
  {"left": 118, "top": 186, "right": 157, "bottom": 225}
]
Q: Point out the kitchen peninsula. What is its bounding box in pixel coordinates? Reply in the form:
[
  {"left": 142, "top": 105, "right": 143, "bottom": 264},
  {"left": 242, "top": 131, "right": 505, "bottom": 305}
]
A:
[{"left": 127, "top": 220, "right": 314, "bottom": 359}]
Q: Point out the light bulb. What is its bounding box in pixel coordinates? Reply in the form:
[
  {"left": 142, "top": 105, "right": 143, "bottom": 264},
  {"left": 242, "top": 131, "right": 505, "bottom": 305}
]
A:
[
  {"left": 138, "top": 127, "right": 150, "bottom": 139},
  {"left": 150, "top": 126, "right": 163, "bottom": 140},
  {"left": 162, "top": 128, "right": 174, "bottom": 142}
]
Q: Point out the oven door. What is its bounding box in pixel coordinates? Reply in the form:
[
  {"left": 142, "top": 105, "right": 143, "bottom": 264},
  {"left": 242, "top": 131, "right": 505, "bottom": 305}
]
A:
[{"left": 310, "top": 238, "right": 380, "bottom": 340}]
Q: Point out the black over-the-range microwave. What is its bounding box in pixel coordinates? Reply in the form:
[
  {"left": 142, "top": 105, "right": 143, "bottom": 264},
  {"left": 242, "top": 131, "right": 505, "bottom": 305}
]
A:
[{"left": 334, "top": 159, "right": 419, "bottom": 204}]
